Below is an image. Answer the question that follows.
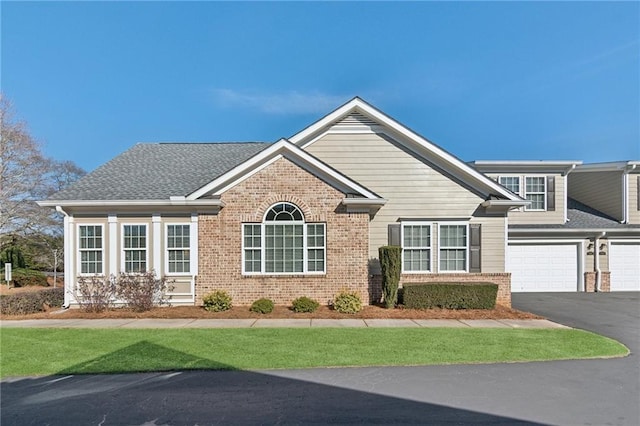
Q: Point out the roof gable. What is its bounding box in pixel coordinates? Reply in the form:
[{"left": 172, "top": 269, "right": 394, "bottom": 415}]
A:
[
  {"left": 187, "top": 139, "right": 385, "bottom": 205},
  {"left": 290, "top": 97, "right": 522, "bottom": 202}
]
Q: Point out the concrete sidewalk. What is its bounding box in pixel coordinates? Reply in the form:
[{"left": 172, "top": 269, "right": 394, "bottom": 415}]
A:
[{"left": 0, "top": 318, "right": 569, "bottom": 329}]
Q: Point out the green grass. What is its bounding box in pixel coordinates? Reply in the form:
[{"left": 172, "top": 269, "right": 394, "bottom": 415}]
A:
[{"left": 0, "top": 328, "right": 628, "bottom": 378}]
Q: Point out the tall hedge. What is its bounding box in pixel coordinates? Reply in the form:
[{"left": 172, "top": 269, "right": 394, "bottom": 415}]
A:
[{"left": 379, "top": 245, "right": 402, "bottom": 308}]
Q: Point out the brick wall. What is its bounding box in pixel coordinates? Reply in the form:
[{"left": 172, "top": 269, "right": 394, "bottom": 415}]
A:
[
  {"left": 197, "top": 158, "right": 370, "bottom": 305},
  {"left": 584, "top": 272, "right": 611, "bottom": 292},
  {"left": 370, "top": 273, "right": 512, "bottom": 307}
]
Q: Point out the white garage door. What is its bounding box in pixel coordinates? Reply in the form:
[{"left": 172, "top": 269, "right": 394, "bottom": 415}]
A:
[
  {"left": 507, "top": 244, "right": 579, "bottom": 292},
  {"left": 609, "top": 243, "right": 640, "bottom": 291}
]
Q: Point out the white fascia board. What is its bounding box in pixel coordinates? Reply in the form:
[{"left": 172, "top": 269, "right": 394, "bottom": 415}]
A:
[
  {"left": 509, "top": 227, "right": 640, "bottom": 235},
  {"left": 290, "top": 97, "right": 521, "bottom": 201},
  {"left": 573, "top": 161, "right": 639, "bottom": 173},
  {"left": 38, "top": 199, "right": 225, "bottom": 208},
  {"left": 187, "top": 138, "right": 383, "bottom": 201},
  {"left": 471, "top": 160, "right": 582, "bottom": 174},
  {"left": 481, "top": 199, "right": 529, "bottom": 212}
]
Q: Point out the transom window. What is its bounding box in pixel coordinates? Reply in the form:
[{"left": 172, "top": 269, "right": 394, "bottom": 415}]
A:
[
  {"left": 79, "top": 225, "right": 103, "bottom": 274},
  {"left": 166, "top": 224, "right": 190, "bottom": 274},
  {"left": 439, "top": 224, "right": 468, "bottom": 272},
  {"left": 402, "top": 224, "right": 431, "bottom": 272},
  {"left": 242, "top": 202, "right": 326, "bottom": 275},
  {"left": 123, "top": 224, "right": 147, "bottom": 273}
]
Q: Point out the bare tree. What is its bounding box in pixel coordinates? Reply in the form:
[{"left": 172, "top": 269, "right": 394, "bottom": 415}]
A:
[{"left": 0, "top": 95, "right": 85, "bottom": 252}]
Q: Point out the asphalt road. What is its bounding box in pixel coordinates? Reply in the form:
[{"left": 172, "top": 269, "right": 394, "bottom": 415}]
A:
[{"left": 2, "top": 292, "right": 638, "bottom": 425}]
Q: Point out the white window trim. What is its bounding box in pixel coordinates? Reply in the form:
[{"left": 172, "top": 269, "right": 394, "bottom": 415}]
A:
[
  {"left": 240, "top": 202, "right": 327, "bottom": 277},
  {"left": 401, "top": 222, "right": 433, "bottom": 274},
  {"left": 438, "top": 222, "right": 469, "bottom": 273},
  {"left": 121, "top": 223, "right": 149, "bottom": 274},
  {"left": 164, "top": 223, "right": 191, "bottom": 276},
  {"left": 77, "top": 223, "right": 105, "bottom": 276},
  {"left": 498, "top": 175, "right": 547, "bottom": 211},
  {"left": 524, "top": 176, "right": 547, "bottom": 211}
]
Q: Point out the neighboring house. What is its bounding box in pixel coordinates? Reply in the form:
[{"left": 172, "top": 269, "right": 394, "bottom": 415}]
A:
[
  {"left": 39, "top": 98, "right": 639, "bottom": 309},
  {"left": 471, "top": 161, "right": 640, "bottom": 292}
]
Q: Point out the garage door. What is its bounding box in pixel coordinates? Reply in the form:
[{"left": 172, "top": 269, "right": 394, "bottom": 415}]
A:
[
  {"left": 609, "top": 243, "right": 640, "bottom": 291},
  {"left": 507, "top": 244, "right": 579, "bottom": 292}
]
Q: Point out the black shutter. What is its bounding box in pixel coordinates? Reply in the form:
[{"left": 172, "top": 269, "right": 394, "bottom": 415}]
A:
[
  {"left": 469, "top": 224, "right": 481, "bottom": 273},
  {"left": 546, "top": 176, "right": 556, "bottom": 211},
  {"left": 388, "top": 223, "right": 401, "bottom": 247}
]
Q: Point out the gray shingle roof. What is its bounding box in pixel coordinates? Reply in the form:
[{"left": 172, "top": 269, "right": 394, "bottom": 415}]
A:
[
  {"left": 510, "top": 198, "right": 640, "bottom": 230},
  {"left": 48, "top": 143, "right": 271, "bottom": 200}
]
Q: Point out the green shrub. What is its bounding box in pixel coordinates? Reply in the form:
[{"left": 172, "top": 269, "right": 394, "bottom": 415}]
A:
[
  {"left": 0, "top": 288, "right": 64, "bottom": 315},
  {"left": 403, "top": 283, "right": 498, "bottom": 310},
  {"left": 250, "top": 298, "right": 274, "bottom": 314},
  {"left": 379, "top": 246, "right": 401, "bottom": 308},
  {"left": 12, "top": 268, "right": 48, "bottom": 287},
  {"left": 0, "top": 246, "right": 27, "bottom": 269},
  {"left": 203, "top": 290, "right": 233, "bottom": 312},
  {"left": 333, "top": 291, "right": 363, "bottom": 314},
  {"left": 291, "top": 296, "right": 320, "bottom": 313}
]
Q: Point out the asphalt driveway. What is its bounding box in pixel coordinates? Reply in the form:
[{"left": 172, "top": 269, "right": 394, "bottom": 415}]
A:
[{"left": 2, "top": 292, "right": 638, "bottom": 425}]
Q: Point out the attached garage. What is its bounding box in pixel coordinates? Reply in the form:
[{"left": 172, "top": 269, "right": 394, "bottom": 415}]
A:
[
  {"left": 609, "top": 243, "right": 640, "bottom": 291},
  {"left": 507, "top": 243, "right": 581, "bottom": 292}
]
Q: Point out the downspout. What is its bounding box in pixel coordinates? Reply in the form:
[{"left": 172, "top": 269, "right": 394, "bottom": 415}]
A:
[
  {"left": 622, "top": 164, "right": 637, "bottom": 224},
  {"left": 594, "top": 231, "right": 606, "bottom": 292},
  {"left": 56, "top": 206, "right": 71, "bottom": 309},
  {"left": 564, "top": 164, "right": 577, "bottom": 223}
]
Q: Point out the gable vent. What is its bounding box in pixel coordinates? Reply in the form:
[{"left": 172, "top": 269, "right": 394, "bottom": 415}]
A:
[{"left": 331, "top": 111, "right": 379, "bottom": 131}]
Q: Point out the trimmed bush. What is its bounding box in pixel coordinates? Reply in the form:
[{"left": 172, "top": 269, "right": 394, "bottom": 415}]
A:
[
  {"left": 403, "top": 283, "right": 498, "bottom": 310},
  {"left": 203, "top": 290, "right": 233, "bottom": 312},
  {"left": 0, "top": 287, "right": 64, "bottom": 315},
  {"left": 12, "top": 269, "right": 48, "bottom": 287},
  {"left": 379, "top": 246, "right": 401, "bottom": 308},
  {"left": 291, "top": 296, "right": 320, "bottom": 313},
  {"left": 250, "top": 298, "right": 274, "bottom": 314},
  {"left": 333, "top": 291, "right": 363, "bottom": 314}
]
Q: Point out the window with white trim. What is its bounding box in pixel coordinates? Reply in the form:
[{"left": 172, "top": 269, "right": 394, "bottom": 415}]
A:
[
  {"left": 499, "top": 176, "right": 520, "bottom": 195},
  {"left": 242, "top": 202, "right": 326, "bottom": 274},
  {"left": 79, "top": 225, "right": 103, "bottom": 274},
  {"left": 123, "top": 224, "right": 147, "bottom": 273},
  {"left": 402, "top": 224, "right": 431, "bottom": 272},
  {"left": 166, "top": 224, "right": 190, "bottom": 274},
  {"left": 525, "top": 176, "right": 546, "bottom": 211},
  {"left": 439, "top": 224, "right": 468, "bottom": 272}
]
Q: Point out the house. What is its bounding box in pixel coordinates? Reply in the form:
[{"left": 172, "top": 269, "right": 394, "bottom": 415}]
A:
[
  {"left": 471, "top": 161, "right": 640, "bottom": 292},
  {"left": 39, "top": 98, "right": 640, "bottom": 309}
]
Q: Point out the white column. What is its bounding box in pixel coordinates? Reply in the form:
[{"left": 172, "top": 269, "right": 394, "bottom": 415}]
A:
[
  {"left": 64, "top": 213, "right": 74, "bottom": 306},
  {"left": 153, "top": 214, "right": 162, "bottom": 276},
  {"left": 190, "top": 213, "right": 199, "bottom": 298},
  {"left": 108, "top": 214, "right": 118, "bottom": 276}
]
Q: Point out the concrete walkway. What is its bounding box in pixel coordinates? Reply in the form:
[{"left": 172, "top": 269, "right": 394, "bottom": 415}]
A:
[{"left": 0, "top": 318, "right": 568, "bottom": 329}]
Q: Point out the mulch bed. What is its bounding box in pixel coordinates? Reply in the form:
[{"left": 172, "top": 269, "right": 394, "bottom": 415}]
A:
[{"left": 1, "top": 303, "right": 543, "bottom": 321}]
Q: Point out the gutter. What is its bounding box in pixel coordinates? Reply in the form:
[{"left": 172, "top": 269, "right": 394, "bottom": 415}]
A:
[
  {"left": 622, "top": 164, "right": 637, "bottom": 224},
  {"left": 563, "top": 164, "right": 578, "bottom": 223}
]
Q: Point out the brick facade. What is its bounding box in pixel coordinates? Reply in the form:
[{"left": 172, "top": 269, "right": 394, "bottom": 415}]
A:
[
  {"left": 197, "top": 158, "right": 370, "bottom": 305},
  {"left": 370, "top": 273, "right": 512, "bottom": 307},
  {"left": 584, "top": 271, "right": 611, "bottom": 292}
]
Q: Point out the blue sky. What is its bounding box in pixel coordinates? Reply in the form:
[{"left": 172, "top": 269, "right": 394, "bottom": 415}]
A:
[{"left": 2, "top": 1, "right": 639, "bottom": 172}]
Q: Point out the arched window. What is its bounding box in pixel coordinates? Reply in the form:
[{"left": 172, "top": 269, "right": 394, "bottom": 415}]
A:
[{"left": 243, "top": 202, "right": 325, "bottom": 274}]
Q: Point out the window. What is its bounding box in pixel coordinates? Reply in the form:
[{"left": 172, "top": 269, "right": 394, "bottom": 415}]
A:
[
  {"left": 499, "top": 176, "right": 520, "bottom": 195},
  {"left": 525, "top": 177, "right": 546, "bottom": 211},
  {"left": 242, "top": 202, "right": 326, "bottom": 274},
  {"left": 402, "top": 224, "right": 431, "bottom": 272},
  {"left": 439, "top": 224, "right": 468, "bottom": 272},
  {"left": 166, "top": 224, "right": 190, "bottom": 274},
  {"left": 79, "top": 225, "right": 103, "bottom": 274},
  {"left": 123, "top": 224, "right": 147, "bottom": 273}
]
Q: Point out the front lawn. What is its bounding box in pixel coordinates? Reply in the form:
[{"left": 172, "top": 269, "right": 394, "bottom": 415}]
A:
[{"left": 0, "top": 328, "right": 628, "bottom": 378}]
